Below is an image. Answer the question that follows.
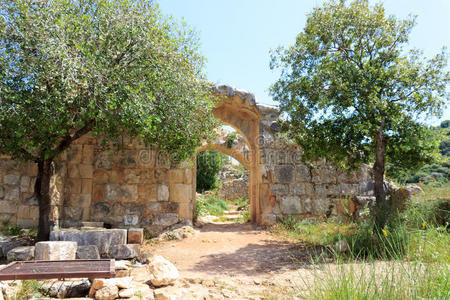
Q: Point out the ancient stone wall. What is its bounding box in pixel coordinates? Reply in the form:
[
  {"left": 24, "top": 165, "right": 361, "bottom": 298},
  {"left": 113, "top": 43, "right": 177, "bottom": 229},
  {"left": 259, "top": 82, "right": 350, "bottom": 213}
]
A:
[{"left": 0, "top": 85, "right": 372, "bottom": 232}]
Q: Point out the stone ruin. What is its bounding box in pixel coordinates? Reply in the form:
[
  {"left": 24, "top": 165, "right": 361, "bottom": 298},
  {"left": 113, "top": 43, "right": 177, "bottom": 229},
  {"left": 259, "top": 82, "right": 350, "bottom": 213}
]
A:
[{"left": 0, "top": 85, "right": 373, "bottom": 234}]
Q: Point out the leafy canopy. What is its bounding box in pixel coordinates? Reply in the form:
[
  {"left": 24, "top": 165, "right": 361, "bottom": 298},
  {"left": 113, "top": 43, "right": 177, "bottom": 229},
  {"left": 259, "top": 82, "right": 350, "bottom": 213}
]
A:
[
  {"left": 196, "top": 150, "right": 226, "bottom": 192},
  {"left": 0, "top": 0, "right": 218, "bottom": 163},
  {"left": 270, "top": 0, "right": 449, "bottom": 170}
]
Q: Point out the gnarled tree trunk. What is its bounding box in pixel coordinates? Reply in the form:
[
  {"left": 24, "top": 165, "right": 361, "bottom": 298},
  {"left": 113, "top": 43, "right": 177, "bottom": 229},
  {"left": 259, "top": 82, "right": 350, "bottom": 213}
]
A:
[
  {"left": 373, "top": 122, "right": 387, "bottom": 230},
  {"left": 35, "top": 159, "right": 53, "bottom": 241}
]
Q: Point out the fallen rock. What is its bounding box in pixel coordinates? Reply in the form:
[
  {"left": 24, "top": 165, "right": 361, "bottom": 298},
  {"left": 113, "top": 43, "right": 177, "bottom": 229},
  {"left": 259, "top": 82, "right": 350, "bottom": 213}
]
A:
[
  {"left": 153, "top": 286, "right": 184, "bottom": 300},
  {"left": 157, "top": 226, "right": 197, "bottom": 242},
  {"left": 128, "top": 228, "right": 144, "bottom": 244},
  {"left": 119, "top": 288, "right": 136, "bottom": 298},
  {"left": 76, "top": 245, "right": 100, "bottom": 259},
  {"left": 137, "top": 252, "right": 153, "bottom": 264},
  {"left": 130, "top": 266, "right": 152, "bottom": 283},
  {"left": 0, "top": 236, "right": 31, "bottom": 258},
  {"left": 147, "top": 255, "right": 179, "bottom": 287},
  {"left": 95, "top": 285, "right": 118, "bottom": 300},
  {"left": 6, "top": 246, "right": 34, "bottom": 261},
  {"left": 110, "top": 244, "right": 140, "bottom": 260},
  {"left": 92, "top": 277, "right": 133, "bottom": 290},
  {"left": 50, "top": 228, "right": 127, "bottom": 257},
  {"left": 35, "top": 241, "right": 77, "bottom": 260},
  {"left": 43, "top": 280, "right": 91, "bottom": 298}
]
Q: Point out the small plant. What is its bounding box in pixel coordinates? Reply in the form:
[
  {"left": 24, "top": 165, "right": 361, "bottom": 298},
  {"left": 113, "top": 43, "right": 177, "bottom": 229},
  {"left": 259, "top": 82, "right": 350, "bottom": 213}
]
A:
[
  {"left": 1, "top": 220, "right": 21, "bottom": 236},
  {"left": 196, "top": 194, "right": 229, "bottom": 217},
  {"left": 15, "top": 280, "right": 45, "bottom": 299},
  {"left": 225, "top": 132, "right": 237, "bottom": 149}
]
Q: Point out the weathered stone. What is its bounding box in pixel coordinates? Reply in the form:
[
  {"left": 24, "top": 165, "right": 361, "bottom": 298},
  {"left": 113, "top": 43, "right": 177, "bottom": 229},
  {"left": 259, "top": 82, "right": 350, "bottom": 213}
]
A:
[
  {"left": 3, "top": 174, "right": 20, "bottom": 185},
  {"left": 0, "top": 201, "right": 17, "bottom": 214},
  {"left": 43, "top": 280, "right": 91, "bottom": 298},
  {"left": 295, "top": 164, "right": 311, "bottom": 182},
  {"left": 7, "top": 246, "right": 34, "bottom": 261},
  {"left": 35, "top": 241, "right": 77, "bottom": 260},
  {"left": 50, "top": 228, "right": 127, "bottom": 256},
  {"left": 110, "top": 244, "right": 140, "bottom": 260},
  {"left": 81, "top": 221, "right": 104, "bottom": 227},
  {"left": 273, "top": 165, "right": 294, "bottom": 183},
  {"left": 147, "top": 255, "right": 179, "bottom": 287},
  {"left": 4, "top": 187, "right": 19, "bottom": 201},
  {"left": 92, "top": 277, "right": 132, "bottom": 290},
  {"left": 157, "top": 184, "right": 169, "bottom": 201},
  {"left": 270, "top": 184, "right": 288, "bottom": 195},
  {"left": 128, "top": 228, "right": 144, "bottom": 244},
  {"left": 170, "top": 184, "right": 191, "bottom": 203},
  {"left": 281, "top": 196, "right": 303, "bottom": 214},
  {"left": 0, "top": 236, "right": 30, "bottom": 258},
  {"left": 95, "top": 285, "right": 119, "bottom": 300},
  {"left": 119, "top": 288, "right": 137, "bottom": 298},
  {"left": 290, "top": 184, "right": 306, "bottom": 195},
  {"left": 76, "top": 245, "right": 100, "bottom": 259},
  {"left": 154, "top": 213, "right": 178, "bottom": 227},
  {"left": 0, "top": 186, "right": 3, "bottom": 198},
  {"left": 124, "top": 214, "right": 139, "bottom": 226},
  {"left": 19, "top": 176, "right": 31, "bottom": 192}
]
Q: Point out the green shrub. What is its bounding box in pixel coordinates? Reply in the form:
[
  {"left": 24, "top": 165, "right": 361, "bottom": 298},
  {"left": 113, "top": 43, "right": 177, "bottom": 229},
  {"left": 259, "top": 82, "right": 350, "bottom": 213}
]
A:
[
  {"left": 1, "top": 220, "right": 21, "bottom": 236},
  {"left": 196, "top": 150, "right": 226, "bottom": 192},
  {"left": 195, "top": 194, "right": 229, "bottom": 217},
  {"left": 225, "top": 132, "right": 237, "bottom": 149}
]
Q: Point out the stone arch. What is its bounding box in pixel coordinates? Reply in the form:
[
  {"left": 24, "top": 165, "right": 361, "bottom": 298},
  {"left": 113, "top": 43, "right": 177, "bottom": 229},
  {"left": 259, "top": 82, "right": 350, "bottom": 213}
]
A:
[{"left": 194, "top": 86, "right": 262, "bottom": 223}]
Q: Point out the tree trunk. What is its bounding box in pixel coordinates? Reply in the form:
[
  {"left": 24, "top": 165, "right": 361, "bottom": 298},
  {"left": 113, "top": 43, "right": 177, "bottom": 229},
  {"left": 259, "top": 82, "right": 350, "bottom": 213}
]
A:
[
  {"left": 373, "top": 124, "right": 387, "bottom": 230},
  {"left": 36, "top": 159, "right": 53, "bottom": 241}
]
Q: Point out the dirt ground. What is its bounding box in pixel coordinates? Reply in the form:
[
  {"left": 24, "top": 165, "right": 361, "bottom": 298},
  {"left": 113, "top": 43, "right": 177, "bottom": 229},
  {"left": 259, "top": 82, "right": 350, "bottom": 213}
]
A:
[{"left": 142, "top": 220, "right": 327, "bottom": 299}]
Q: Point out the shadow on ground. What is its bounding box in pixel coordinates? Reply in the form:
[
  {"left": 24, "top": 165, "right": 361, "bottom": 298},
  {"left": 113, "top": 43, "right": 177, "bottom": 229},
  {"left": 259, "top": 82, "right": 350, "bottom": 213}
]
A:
[{"left": 188, "top": 239, "right": 320, "bottom": 276}]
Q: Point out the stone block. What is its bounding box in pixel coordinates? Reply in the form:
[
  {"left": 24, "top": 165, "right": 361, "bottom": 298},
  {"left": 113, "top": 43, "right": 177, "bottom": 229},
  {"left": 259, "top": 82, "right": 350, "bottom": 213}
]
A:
[
  {"left": 109, "top": 244, "right": 140, "bottom": 260},
  {"left": 67, "top": 178, "right": 82, "bottom": 194},
  {"left": 3, "top": 174, "right": 20, "bottom": 185},
  {"left": 270, "top": 184, "right": 288, "bottom": 195},
  {"left": 168, "top": 169, "right": 184, "bottom": 183},
  {"left": 295, "top": 164, "right": 311, "bottom": 182},
  {"left": 0, "top": 186, "right": 3, "bottom": 198},
  {"left": 0, "top": 201, "right": 17, "bottom": 214},
  {"left": 79, "top": 164, "right": 94, "bottom": 179},
  {"left": 95, "top": 285, "right": 119, "bottom": 300},
  {"left": 281, "top": 196, "right": 303, "bottom": 214},
  {"left": 82, "top": 145, "right": 95, "bottom": 164},
  {"left": 273, "top": 165, "right": 294, "bottom": 183},
  {"left": 81, "top": 179, "right": 93, "bottom": 194},
  {"left": 43, "top": 279, "right": 91, "bottom": 298},
  {"left": 35, "top": 241, "right": 77, "bottom": 260},
  {"left": 154, "top": 213, "right": 178, "bottom": 227},
  {"left": 19, "top": 176, "right": 31, "bottom": 192},
  {"left": 291, "top": 184, "right": 305, "bottom": 195},
  {"left": 93, "top": 170, "right": 109, "bottom": 184},
  {"left": 7, "top": 246, "right": 35, "bottom": 261},
  {"left": 50, "top": 228, "right": 127, "bottom": 257},
  {"left": 105, "top": 184, "right": 120, "bottom": 201},
  {"left": 69, "top": 193, "right": 92, "bottom": 208},
  {"left": 67, "top": 145, "right": 83, "bottom": 163},
  {"left": 304, "top": 198, "right": 312, "bottom": 214},
  {"left": 95, "top": 151, "right": 115, "bottom": 170},
  {"left": 128, "top": 228, "right": 144, "bottom": 244},
  {"left": 76, "top": 245, "right": 100, "bottom": 259},
  {"left": 157, "top": 184, "right": 169, "bottom": 201},
  {"left": 124, "top": 214, "right": 139, "bottom": 226},
  {"left": 178, "top": 202, "right": 192, "bottom": 219},
  {"left": 170, "top": 184, "right": 191, "bottom": 203},
  {"left": 4, "top": 187, "right": 20, "bottom": 201},
  {"left": 183, "top": 169, "right": 193, "bottom": 184},
  {"left": 147, "top": 255, "right": 179, "bottom": 287},
  {"left": 81, "top": 221, "right": 104, "bottom": 227},
  {"left": 68, "top": 164, "right": 80, "bottom": 178}
]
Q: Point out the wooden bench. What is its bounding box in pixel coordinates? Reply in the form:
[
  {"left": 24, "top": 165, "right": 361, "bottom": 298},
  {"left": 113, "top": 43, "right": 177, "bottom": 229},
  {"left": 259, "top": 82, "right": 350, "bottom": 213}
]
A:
[{"left": 0, "top": 259, "right": 115, "bottom": 280}]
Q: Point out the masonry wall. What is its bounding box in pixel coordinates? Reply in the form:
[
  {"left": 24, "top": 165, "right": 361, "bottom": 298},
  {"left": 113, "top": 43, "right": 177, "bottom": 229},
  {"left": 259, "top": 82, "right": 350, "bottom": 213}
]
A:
[{"left": 0, "top": 135, "right": 195, "bottom": 235}]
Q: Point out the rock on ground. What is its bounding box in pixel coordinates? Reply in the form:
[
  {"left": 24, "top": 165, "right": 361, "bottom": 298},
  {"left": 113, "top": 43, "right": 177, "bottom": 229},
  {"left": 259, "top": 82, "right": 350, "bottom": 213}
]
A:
[
  {"left": 6, "top": 246, "right": 34, "bottom": 261},
  {"left": 147, "top": 255, "right": 179, "bottom": 287},
  {"left": 35, "top": 241, "right": 77, "bottom": 260},
  {"left": 42, "top": 280, "right": 91, "bottom": 298},
  {"left": 76, "top": 245, "right": 100, "bottom": 259},
  {"left": 95, "top": 285, "right": 119, "bottom": 300},
  {"left": 110, "top": 244, "right": 140, "bottom": 260}
]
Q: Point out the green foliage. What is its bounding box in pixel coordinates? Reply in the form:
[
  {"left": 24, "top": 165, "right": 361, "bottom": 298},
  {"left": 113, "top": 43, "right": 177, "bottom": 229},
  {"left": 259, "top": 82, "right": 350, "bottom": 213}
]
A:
[
  {"left": 195, "top": 194, "right": 229, "bottom": 217},
  {"left": 441, "top": 120, "right": 450, "bottom": 128},
  {"left": 0, "top": 0, "right": 218, "bottom": 163},
  {"left": 1, "top": 220, "right": 21, "bottom": 236},
  {"left": 270, "top": 0, "right": 449, "bottom": 171},
  {"left": 387, "top": 123, "right": 450, "bottom": 183},
  {"left": 196, "top": 150, "right": 226, "bottom": 192},
  {"left": 15, "top": 280, "right": 45, "bottom": 299},
  {"left": 304, "top": 260, "right": 449, "bottom": 300},
  {"left": 225, "top": 132, "right": 237, "bottom": 149}
]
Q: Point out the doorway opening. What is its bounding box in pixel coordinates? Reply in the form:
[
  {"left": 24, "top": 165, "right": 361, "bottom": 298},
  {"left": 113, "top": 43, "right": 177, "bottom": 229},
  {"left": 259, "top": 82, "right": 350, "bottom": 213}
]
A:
[{"left": 195, "top": 128, "right": 251, "bottom": 224}]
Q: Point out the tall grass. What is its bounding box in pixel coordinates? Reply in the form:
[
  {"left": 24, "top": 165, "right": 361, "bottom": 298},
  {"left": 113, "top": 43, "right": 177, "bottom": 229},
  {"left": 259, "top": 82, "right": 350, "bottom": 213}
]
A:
[
  {"left": 195, "top": 194, "right": 229, "bottom": 216},
  {"left": 303, "top": 260, "right": 449, "bottom": 299}
]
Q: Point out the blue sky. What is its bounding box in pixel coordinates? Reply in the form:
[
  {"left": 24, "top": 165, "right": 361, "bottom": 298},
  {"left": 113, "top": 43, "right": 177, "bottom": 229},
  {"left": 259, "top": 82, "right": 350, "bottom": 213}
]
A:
[{"left": 159, "top": 0, "right": 450, "bottom": 125}]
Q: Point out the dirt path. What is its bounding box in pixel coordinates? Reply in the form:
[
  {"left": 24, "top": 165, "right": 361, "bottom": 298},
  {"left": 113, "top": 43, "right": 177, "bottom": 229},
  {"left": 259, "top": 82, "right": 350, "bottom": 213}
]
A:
[{"left": 142, "top": 221, "right": 325, "bottom": 299}]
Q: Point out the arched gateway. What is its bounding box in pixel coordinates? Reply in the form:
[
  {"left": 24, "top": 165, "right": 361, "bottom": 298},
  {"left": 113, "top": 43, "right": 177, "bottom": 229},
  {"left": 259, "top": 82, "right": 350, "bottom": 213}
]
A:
[{"left": 0, "top": 85, "right": 371, "bottom": 234}]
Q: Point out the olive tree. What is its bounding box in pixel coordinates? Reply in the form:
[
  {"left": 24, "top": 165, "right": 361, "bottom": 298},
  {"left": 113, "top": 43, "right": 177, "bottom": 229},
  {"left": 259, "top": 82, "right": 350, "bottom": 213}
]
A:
[
  {"left": 270, "top": 0, "right": 449, "bottom": 229},
  {"left": 0, "top": 0, "right": 217, "bottom": 240}
]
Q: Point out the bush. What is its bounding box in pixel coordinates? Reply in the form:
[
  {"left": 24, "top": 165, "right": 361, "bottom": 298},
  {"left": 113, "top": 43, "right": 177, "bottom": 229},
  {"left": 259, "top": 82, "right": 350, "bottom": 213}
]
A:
[
  {"left": 195, "top": 194, "right": 229, "bottom": 217},
  {"left": 196, "top": 150, "right": 226, "bottom": 192}
]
